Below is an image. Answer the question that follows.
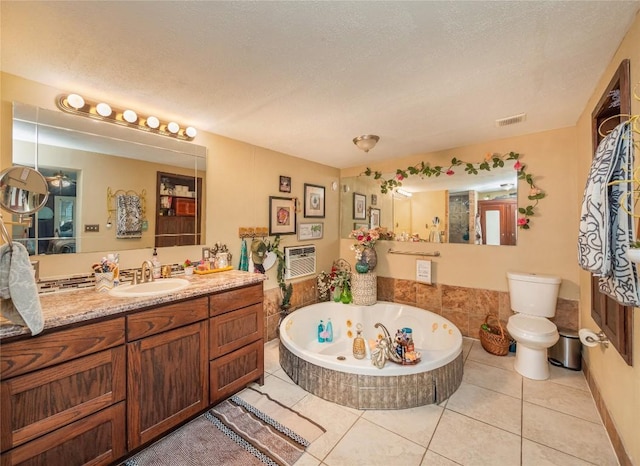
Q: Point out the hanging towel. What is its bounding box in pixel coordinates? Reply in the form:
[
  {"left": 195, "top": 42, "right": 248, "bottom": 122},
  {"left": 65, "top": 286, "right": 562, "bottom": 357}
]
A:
[
  {"left": 116, "top": 194, "right": 142, "bottom": 239},
  {"left": 578, "top": 120, "right": 640, "bottom": 306},
  {"left": 238, "top": 238, "right": 249, "bottom": 271},
  {"left": 474, "top": 213, "right": 482, "bottom": 245},
  {"left": 0, "top": 242, "right": 44, "bottom": 335}
]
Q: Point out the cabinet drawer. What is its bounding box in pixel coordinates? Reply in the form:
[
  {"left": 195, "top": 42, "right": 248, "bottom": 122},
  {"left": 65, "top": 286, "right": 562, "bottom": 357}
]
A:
[
  {"left": 1, "top": 318, "right": 125, "bottom": 379},
  {"left": 1, "top": 346, "right": 125, "bottom": 452},
  {"left": 0, "top": 402, "right": 126, "bottom": 466},
  {"left": 209, "top": 283, "right": 263, "bottom": 317},
  {"left": 127, "top": 297, "right": 208, "bottom": 341},
  {"left": 209, "top": 303, "right": 263, "bottom": 358},
  {"left": 210, "top": 340, "right": 264, "bottom": 405}
]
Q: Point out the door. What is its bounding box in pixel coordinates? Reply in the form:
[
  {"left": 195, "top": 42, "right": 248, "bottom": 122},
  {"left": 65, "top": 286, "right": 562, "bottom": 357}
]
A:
[{"left": 478, "top": 199, "right": 516, "bottom": 246}]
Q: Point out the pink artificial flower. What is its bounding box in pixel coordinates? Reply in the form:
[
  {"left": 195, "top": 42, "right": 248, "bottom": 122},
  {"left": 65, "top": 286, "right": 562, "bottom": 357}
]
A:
[
  {"left": 517, "top": 217, "right": 529, "bottom": 226},
  {"left": 396, "top": 174, "right": 404, "bottom": 181},
  {"left": 446, "top": 169, "right": 455, "bottom": 176},
  {"left": 529, "top": 187, "right": 541, "bottom": 196},
  {"left": 513, "top": 161, "right": 522, "bottom": 171},
  {"left": 484, "top": 152, "right": 493, "bottom": 162}
]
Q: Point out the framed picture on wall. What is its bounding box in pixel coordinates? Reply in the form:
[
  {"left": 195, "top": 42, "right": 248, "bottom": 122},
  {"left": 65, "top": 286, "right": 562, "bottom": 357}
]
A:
[
  {"left": 304, "top": 183, "right": 325, "bottom": 218},
  {"left": 371, "top": 194, "right": 377, "bottom": 206},
  {"left": 370, "top": 208, "right": 381, "bottom": 229},
  {"left": 298, "top": 222, "right": 323, "bottom": 240},
  {"left": 353, "top": 193, "right": 366, "bottom": 220},
  {"left": 269, "top": 196, "right": 296, "bottom": 235},
  {"left": 353, "top": 222, "right": 368, "bottom": 230},
  {"left": 279, "top": 175, "right": 291, "bottom": 193}
]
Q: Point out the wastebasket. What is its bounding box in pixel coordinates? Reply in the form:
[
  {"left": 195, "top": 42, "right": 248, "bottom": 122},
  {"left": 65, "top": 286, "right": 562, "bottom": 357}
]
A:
[{"left": 548, "top": 328, "right": 581, "bottom": 370}]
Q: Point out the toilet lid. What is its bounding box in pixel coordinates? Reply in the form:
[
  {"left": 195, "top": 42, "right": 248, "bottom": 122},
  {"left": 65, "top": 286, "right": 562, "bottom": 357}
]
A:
[{"left": 508, "top": 314, "right": 557, "bottom": 337}]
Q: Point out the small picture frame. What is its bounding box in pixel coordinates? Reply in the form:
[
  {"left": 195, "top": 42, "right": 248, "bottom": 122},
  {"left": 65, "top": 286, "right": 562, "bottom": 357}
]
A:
[
  {"left": 269, "top": 196, "right": 296, "bottom": 235},
  {"left": 298, "top": 222, "right": 323, "bottom": 241},
  {"left": 371, "top": 194, "right": 377, "bottom": 206},
  {"left": 353, "top": 222, "right": 368, "bottom": 231},
  {"left": 304, "top": 183, "right": 325, "bottom": 218},
  {"left": 353, "top": 193, "right": 366, "bottom": 220},
  {"left": 370, "top": 208, "right": 381, "bottom": 229},
  {"left": 279, "top": 175, "right": 291, "bottom": 193}
]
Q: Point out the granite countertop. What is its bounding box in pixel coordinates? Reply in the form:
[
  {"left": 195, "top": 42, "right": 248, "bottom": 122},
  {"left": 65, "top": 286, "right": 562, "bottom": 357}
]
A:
[{"left": 0, "top": 270, "right": 266, "bottom": 341}]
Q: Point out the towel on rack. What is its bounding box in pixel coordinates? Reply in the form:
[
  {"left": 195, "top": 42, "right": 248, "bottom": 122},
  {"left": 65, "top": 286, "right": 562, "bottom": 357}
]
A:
[
  {"left": 474, "top": 213, "right": 482, "bottom": 245},
  {"left": 578, "top": 120, "right": 640, "bottom": 306},
  {"left": 116, "top": 194, "right": 142, "bottom": 239},
  {"left": 0, "top": 242, "right": 44, "bottom": 335},
  {"left": 238, "top": 238, "right": 249, "bottom": 271}
]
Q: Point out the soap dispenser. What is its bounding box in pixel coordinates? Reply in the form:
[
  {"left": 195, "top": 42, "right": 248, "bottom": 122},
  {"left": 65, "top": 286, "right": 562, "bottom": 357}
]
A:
[
  {"left": 152, "top": 248, "right": 161, "bottom": 279},
  {"left": 318, "top": 320, "right": 325, "bottom": 343},
  {"left": 325, "top": 318, "right": 333, "bottom": 342}
]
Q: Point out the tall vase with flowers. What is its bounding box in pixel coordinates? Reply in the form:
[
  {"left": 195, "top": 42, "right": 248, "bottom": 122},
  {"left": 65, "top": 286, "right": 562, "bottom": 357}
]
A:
[{"left": 349, "top": 226, "right": 380, "bottom": 273}]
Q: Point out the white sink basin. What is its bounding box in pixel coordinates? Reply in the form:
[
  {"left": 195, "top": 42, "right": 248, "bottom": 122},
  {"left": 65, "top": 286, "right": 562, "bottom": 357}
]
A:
[{"left": 109, "top": 278, "right": 190, "bottom": 298}]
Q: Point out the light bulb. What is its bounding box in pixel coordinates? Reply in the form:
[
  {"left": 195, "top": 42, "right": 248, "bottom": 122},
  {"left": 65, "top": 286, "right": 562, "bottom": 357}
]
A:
[
  {"left": 185, "top": 126, "right": 197, "bottom": 138},
  {"left": 96, "top": 103, "right": 112, "bottom": 117},
  {"left": 123, "top": 109, "right": 138, "bottom": 123},
  {"left": 67, "top": 94, "right": 85, "bottom": 109},
  {"left": 146, "top": 116, "right": 160, "bottom": 129},
  {"left": 167, "top": 122, "right": 179, "bottom": 134}
]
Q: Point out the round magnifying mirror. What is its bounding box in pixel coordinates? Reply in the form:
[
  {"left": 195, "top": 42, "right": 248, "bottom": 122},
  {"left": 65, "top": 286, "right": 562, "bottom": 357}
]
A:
[{"left": 0, "top": 166, "right": 50, "bottom": 216}]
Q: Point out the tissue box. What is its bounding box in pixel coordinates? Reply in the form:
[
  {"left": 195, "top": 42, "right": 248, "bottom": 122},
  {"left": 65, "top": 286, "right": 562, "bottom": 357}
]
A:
[{"left": 175, "top": 198, "right": 196, "bottom": 216}]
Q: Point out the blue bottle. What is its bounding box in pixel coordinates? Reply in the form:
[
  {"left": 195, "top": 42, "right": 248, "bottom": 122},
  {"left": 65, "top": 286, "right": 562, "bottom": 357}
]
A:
[
  {"left": 318, "top": 320, "right": 325, "bottom": 343},
  {"left": 325, "top": 318, "right": 333, "bottom": 342}
]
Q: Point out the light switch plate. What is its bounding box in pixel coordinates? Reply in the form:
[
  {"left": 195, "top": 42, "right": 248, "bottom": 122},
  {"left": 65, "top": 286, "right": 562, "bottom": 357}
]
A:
[{"left": 85, "top": 224, "right": 99, "bottom": 232}]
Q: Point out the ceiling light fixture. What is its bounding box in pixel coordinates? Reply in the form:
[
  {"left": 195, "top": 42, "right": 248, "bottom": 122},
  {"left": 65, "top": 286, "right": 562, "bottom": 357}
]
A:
[
  {"left": 56, "top": 93, "right": 197, "bottom": 141},
  {"left": 395, "top": 188, "right": 413, "bottom": 198},
  {"left": 353, "top": 134, "right": 380, "bottom": 153}
]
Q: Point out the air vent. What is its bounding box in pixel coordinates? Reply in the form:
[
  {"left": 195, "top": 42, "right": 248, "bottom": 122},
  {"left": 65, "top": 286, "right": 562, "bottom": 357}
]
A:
[
  {"left": 495, "top": 113, "right": 526, "bottom": 127},
  {"left": 284, "top": 245, "right": 316, "bottom": 280}
]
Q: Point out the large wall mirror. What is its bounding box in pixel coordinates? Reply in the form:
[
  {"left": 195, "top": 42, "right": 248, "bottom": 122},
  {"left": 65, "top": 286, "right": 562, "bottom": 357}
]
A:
[
  {"left": 11, "top": 102, "right": 207, "bottom": 256},
  {"left": 340, "top": 163, "right": 518, "bottom": 246}
]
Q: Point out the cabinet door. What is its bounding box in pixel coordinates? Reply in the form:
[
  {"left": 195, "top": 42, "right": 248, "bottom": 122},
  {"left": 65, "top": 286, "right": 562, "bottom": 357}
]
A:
[
  {"left": 210, "top": 340, "right": 264, "bottom": 405},
  {"left": 127, "top": 321, "right": 208, "bottom": 449},
  {"left": 1, "top": 347, "right": 125, "bottom": 452},
  {"left": 209, "top": 303, "right": 264, "bottom": 359},
  {"left": 0, "top": 402, "right": 125, "bottom": 466}
]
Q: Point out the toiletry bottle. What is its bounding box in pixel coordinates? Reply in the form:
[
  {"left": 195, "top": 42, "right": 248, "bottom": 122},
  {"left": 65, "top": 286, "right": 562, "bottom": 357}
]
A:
[
  {"left": 353, "top": 327, "right": 366, "bottom": 359},
  {"left": 152, "top": 248, "right": 161, "bottom": 279},
  {"left": 325, "top": 318, "right": 333, "bottom": 342},
  {"left": 318, "top": 320, "right": 325, "bottom": 343}
]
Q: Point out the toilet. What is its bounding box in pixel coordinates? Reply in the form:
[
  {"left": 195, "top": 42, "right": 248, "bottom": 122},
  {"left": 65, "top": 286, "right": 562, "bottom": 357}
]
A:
[{"left": 506, "top": 272, "right": 561, "bottom": 380}]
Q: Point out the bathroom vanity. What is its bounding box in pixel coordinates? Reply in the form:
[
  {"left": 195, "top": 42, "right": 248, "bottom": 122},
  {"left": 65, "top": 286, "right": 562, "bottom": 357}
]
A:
[{"left": 0, "top": 272, "right": 265, "bottom": 466}]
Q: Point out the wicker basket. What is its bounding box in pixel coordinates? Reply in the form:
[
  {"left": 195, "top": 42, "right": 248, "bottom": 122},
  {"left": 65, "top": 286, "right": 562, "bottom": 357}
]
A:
[{"left": 479, "top": 314, "right": 511, "bottom": 356}]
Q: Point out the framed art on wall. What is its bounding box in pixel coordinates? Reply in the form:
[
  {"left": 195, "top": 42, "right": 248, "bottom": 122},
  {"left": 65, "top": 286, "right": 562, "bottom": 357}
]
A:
[
  {"left": 298, "top": 222, "right": 323, "bottom": 240},
  {"left": 370, "top": 208, "right": 381, "bottom": 228},
  {"left": 269, "top": 196, "right": 296, "bottom": 235},
  {"left": 279, "top": 176, "right": 291, "bottom": 193},
  {"left": 304, "top": 183, "right": 325, "bottom": 218},
  {"left": 353, "top": 193, "right": 366, "bottom": 220}
]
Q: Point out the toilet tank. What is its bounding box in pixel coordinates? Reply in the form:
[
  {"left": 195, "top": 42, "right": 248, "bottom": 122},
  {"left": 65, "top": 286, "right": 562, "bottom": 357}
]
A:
[{"left": 507, "top": 272, "right": 561, "bottom": 317}]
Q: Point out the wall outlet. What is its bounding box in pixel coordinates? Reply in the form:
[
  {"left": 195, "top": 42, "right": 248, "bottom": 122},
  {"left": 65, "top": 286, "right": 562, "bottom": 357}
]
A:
[{"left": 85, "top": 224, "right": 99, "bottom": 232}]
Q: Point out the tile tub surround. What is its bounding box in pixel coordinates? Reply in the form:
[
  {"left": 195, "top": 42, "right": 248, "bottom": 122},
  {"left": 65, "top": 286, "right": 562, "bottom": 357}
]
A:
[
  {"left": 0, "top": 270, "right": 266, "bottom": 340},
  {"left": 279, "top": 341, "right": 463, "bottom": 409},
  {"left": 377, "top": 276, "right": 579, "bottom": 337}
]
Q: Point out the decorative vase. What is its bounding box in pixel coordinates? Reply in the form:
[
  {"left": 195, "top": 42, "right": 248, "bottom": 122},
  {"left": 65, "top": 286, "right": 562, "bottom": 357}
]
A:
[
  {"left": 333, "top": 287, "right": 342, "bottom": 302},
  {"left": 352, "top": 327, "right": 366, "bottom": 359},
  {"left": 361, "top": 247, "right": 377, "bottom": 271},
  {"left": 355, "top": 260, "right": 369, "bottom": 274},
  {"left": 340, "top": 284, "right": 352, "bottom": 304}
]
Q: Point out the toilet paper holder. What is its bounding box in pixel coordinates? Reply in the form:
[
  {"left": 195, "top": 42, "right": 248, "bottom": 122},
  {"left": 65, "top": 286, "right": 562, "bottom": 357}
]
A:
[{"left": 585, "top": 331, "right": 610, "bottom": 348}]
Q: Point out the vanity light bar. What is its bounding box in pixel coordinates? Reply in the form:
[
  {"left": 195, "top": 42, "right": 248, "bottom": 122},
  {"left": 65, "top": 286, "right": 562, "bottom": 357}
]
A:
[{"left": 56, "top": 94, "right": 197, "bottom": 141}]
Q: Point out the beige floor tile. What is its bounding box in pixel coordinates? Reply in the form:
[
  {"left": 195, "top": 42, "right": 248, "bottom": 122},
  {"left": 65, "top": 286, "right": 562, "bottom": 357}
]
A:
[
  {"left": 523, "top": 378, "right": 600, "bottom": 423},
  {"left": 362, "top": 403, "right": 444, "bottom": 447},
  {"left": 429, "top": 410, "right": 521, "bottom": 465},
  {"left": 291, "top": 393, "right": 361, "bottom": 460},
  {"left": 446, "top": 381, "right": 521, "bottom": 434},
  {"left": 250, "top": 373, "right": 309, "bottom": 407},
  {"left": 522, "top": 439, "right": 596, "bottom": 466},
  {"left": 547, "top": 364, "right": 590, "bottom": 392},
  {"left": 264, "top": 339, "right": 281, "bottom": 374},
  {"left": 462, "top": 337, "right": 474, "bottom": 361},
  {"left": 272, "top": 368, "right": 296, "bottom": 384},
  {"left": 467, "top": 342, "right": 517, "bottom": 372},
  {"left": 292, "top": 452, "right": 322, "bottom": 465},
  {"left": 463, "top": 360, "right": 522, "bottom": 398},
  {"left": 324, "top": 417, "right": 425, "bottom": 466},
  {"left": 421, "top": 450, "right": 461, "bottom": 466},
  {"left": 522, "top": 402, "right": 618, "bottom": 466}
]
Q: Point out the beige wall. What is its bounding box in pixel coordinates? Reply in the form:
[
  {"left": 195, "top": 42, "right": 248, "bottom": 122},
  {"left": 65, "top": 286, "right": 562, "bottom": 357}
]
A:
[
  {"left": 341, "top": 126, "right": 581, "bottom": 301},
  {"left": 575, "top": 12, "right": 640, "bottom": 464},
  {"left": 1, "top": 73, "right": 341, "bottom": 289}
]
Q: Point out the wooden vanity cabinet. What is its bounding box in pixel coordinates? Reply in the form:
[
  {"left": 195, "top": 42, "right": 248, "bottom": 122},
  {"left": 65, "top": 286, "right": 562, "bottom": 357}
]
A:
[
  {"left": 209, "top": 283, "right": 264, "bottom": 404},
  {"left": 126, "top": 298, "right": 209, "bottom": 449},
  {"left": 0, "top": 319, "right": 126, "bottom": 466}
]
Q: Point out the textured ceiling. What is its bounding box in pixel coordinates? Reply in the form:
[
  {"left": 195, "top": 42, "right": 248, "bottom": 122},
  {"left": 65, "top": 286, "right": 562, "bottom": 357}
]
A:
[{"left": 2, "top": 1, "right": 639, "bottom": 169}]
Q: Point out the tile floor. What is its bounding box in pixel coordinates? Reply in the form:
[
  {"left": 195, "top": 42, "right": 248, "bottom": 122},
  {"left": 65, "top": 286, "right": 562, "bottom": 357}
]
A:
[{"left": 256, "top": 338, "right": 619, "bottom": 466}]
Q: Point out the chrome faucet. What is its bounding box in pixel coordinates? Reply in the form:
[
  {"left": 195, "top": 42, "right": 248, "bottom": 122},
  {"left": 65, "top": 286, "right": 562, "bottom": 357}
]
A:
[{"left": 133, "top": 260, "right": 155, "bottom": 284}]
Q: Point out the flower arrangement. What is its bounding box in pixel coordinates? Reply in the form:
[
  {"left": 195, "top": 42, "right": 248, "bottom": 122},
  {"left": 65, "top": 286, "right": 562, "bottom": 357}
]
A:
[
  {"left": 183, "top": 259, "right": 193, "bottom": 269},
  {"left": 349, "top": 226, "right": 380, "bottom": 261},
  {"left": 361, "top": 151, "right": 545, "bottom": 229},
  {"left": 317, "top": 260, "right": 352, "bottom": 301}
]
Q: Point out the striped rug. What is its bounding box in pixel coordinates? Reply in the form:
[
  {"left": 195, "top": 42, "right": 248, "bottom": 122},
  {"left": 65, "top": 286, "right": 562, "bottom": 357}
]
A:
[{"left": 123, "top": 388, "right": 324, "bottom": 466}]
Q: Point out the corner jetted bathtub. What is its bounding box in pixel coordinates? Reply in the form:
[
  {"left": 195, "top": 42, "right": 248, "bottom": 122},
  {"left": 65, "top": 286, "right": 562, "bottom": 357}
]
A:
[{"left": 279, "top": 301, "right": 463, "bottom": 409}]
